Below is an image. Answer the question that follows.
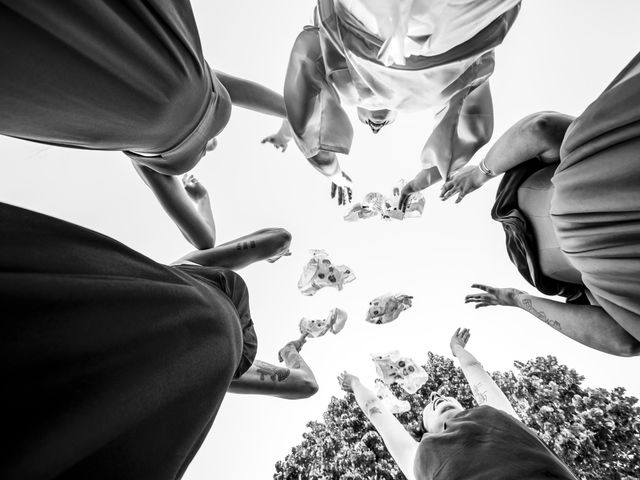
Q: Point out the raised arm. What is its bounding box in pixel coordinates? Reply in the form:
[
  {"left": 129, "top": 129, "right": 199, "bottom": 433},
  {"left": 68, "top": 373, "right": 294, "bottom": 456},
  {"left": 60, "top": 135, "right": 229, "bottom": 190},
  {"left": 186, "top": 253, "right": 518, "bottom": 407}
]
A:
[
  {"left": 284, "top": 28, "right": 353, "bottom": 205},
  {"left": 228, "top": 336, "right": 318, "bottom": 399},
  {"left": 173, "top": 228, "right": 291, "bottom": 269},
  {"left": 399, "top": 82, "right": 494, "bottom": 210},
  {"left": 466, "top": 285, "right": 640, "bottom": 357},
  {"left": 132, "top": 164, "right": 215, "bottom": 249},
  {"left": 338, "top": 373, "right": 418, "bottom": 480},
  {"left": 440, "top": 111, "right": 575, "bottom": 203},
  {"left": 214, "top": 70, "right": 286, "bottom": 118},
  {"left": 449, "top": 328, "right": 519, "bottom": 419}
]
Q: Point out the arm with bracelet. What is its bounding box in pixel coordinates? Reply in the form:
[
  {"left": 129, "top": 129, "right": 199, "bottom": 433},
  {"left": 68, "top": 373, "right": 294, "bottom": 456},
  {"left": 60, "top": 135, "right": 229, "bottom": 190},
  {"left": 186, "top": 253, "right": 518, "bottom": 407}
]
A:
[{"left": 440, "top": 111, "right": 574, "bottom": 203}]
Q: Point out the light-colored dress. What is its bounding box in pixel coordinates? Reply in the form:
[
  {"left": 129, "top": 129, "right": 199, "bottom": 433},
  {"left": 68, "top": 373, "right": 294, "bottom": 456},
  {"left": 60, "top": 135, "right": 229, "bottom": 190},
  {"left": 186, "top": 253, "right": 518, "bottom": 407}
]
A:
[{"left": 288, "top": 0, "right": 520, "bottom": 166}]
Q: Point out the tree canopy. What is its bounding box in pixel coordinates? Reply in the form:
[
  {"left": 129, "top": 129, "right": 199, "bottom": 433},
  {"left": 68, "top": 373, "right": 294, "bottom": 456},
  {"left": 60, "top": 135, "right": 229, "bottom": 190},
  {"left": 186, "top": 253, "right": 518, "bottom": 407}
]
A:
[{"left": 274, "top": 354, "right": 640, "bottom": 480}]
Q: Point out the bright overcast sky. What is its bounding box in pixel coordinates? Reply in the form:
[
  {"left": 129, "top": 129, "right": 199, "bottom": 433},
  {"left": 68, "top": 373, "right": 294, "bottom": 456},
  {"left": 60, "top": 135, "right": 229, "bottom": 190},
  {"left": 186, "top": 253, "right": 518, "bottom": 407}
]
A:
[{"left": 1, "top": 1, "right": 640, "bottom": 478}]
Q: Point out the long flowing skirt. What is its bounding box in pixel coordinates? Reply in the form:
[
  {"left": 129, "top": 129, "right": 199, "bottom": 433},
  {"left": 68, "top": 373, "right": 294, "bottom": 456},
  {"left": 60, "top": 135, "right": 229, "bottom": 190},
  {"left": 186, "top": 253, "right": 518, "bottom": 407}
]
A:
[{"left": 0, "top": 203, "right": 242, "bottom": 479}]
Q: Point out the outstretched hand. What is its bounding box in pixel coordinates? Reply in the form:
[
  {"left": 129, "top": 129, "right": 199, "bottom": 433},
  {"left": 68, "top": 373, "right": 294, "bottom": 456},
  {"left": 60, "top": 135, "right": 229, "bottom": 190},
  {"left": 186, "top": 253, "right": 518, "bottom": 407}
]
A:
[
  {"left": 465, "top": 284, "right": 526, "bottom": 308},
  {"left": 182, "top": 174, "right": 209, "bottom": 202},
  {"left": 337, "top": 371, "right": 359, "bottom": 392},
  {"left": 440, "top": 165, "right": 488, "bottom": 203},
  {"left": 330, "top": 171, "right": 353, "bottom": 206},
  {"left": 450, "top": 327, "right": 471, "bottom": 356}
]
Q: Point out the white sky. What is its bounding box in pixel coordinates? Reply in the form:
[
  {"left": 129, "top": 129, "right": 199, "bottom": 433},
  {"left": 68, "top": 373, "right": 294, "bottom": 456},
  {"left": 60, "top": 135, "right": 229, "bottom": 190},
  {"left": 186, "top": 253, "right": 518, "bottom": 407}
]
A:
[{"left": 1, "top": 1, "right": 640, "bottom": 478}]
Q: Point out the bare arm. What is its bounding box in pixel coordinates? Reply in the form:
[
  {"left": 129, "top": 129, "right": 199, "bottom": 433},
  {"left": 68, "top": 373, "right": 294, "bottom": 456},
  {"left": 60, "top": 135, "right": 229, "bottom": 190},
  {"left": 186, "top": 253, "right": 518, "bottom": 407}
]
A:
[
  {"left": 339, "top": 373, "right": 418, "bottom": 480},
  {"left": 399, "top": 83, "right": 493, "bottom": 210},
  {"left": 283, "top": 28, "right": 353, "bottom": 205},
  {"left": 132, "top": 164, "right": 215, "bottom": 249},
  {"left": 466, "top": 285, "right": 640, "bottom": 357},
  {"left": 449, "top": 329, "right": 519, "bottom": 419},
  {"left": 228, "top": 338, "right": 318, "bottom": 399},
  {"left": 214, "top": 70, "right": 286, "bottom": 118},
  {"left": 173, "top": 228, "right": 291, "bottom": 268},
  {"left": 440, "top": 111, "right": 575, "bottom": 202},
  {"left": 423, "top": 83, "right": 494, "bottom": 178}
]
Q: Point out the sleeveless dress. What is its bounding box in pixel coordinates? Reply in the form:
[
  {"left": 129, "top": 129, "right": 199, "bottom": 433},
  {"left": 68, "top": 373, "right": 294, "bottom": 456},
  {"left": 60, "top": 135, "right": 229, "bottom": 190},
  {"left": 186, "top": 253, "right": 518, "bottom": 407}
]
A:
[
  {"left": 0, "top": 202, "right": 257, "bottom": 480},
  {"left": 288, "top": 0, "right": 519, "bottom": 166},
  {"left": 492, "top": 51, "right": 640, "bottom": 339},
  {"left": 414, "top": 406, "right": 577, "bottom": 480},
  {"left": 0, "top": 0, "right": 231, "bottom": 175}
]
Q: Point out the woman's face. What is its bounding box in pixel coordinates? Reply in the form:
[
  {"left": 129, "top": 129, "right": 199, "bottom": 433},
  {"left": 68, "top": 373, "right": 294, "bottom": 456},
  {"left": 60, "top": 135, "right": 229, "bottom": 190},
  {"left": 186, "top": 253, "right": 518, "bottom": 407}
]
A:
[
  {"left": 422, "top": 392, "right": 464, "bottom": 433},
  {"left": 357, "top": 107, "right": 397, "bottom": 133}
]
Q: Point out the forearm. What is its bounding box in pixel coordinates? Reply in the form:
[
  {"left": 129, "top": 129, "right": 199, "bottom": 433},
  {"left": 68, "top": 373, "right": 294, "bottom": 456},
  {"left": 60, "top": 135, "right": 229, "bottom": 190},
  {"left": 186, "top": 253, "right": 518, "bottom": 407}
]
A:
[
  {"left": 409, "top": 166, "right": 442, "bottom": 191},
  {"left": 228, "top": 358, "right": 317, "bottom": 399},
  {"left": 132, "top": 163, "right": 215, "bottom": 249},
  {"left": 452, "top": 344, "right": 518, "bottom": 417},
  {"left": 215, "top": 70, "right": 286, "bottom": 117},
  {"left": 175, "top": 228, "right": 291, "bottom": 268},
  {"left": 514, "top": 293, "right": 640, "bottom": 356},
  {"left": 280, "top": 344, "right": 318, "bottom": 396},
  {"left": 351, "top": 380, "right": 418, "bottom": 480},
  {"left": 481, "top": 112, "right": 574, "bottom": 175}
]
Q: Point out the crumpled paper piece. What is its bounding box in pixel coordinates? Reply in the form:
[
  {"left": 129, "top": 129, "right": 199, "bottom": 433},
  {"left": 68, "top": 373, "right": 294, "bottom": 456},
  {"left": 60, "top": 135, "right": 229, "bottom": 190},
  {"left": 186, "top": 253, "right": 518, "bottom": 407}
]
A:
[
  {"left": 366, "top": 293, "right": 413, "bottom": 324},
  {"left": 375, "top": 379, "right": 411, "bottom": 414},
  {"left": 299, "top": 308, "right": 348, "bottom": 338},
  {"left": 297, "top": 250, "right": 356, "bottom": 296},
  {"left": 344, "top": 180, "right": 424, "bottom": 222},
  {"left": 371, "top": 350, "right": 429, "bottom": 394}
]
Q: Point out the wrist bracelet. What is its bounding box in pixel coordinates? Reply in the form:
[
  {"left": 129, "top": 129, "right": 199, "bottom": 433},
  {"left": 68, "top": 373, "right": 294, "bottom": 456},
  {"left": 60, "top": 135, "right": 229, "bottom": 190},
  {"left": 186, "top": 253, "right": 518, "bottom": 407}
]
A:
[{"left": 478, "top": 158, "right": 496, "bottom": 177}]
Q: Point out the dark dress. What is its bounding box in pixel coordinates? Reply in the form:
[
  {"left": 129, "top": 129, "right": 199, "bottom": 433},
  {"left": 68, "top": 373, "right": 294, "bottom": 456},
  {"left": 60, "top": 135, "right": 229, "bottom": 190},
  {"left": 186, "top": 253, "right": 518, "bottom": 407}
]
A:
[
  {"left": 492, "top": 51, "right": 640, "bottom": 339},
  {"left": 0, "top": 202, "right": 257, "bottom": 480},
  {"left": 0, "top": 0, "right": 231, "bottom": 175},
  {"left": 414, "top": 406, "right": 577, "bottom": 480}
]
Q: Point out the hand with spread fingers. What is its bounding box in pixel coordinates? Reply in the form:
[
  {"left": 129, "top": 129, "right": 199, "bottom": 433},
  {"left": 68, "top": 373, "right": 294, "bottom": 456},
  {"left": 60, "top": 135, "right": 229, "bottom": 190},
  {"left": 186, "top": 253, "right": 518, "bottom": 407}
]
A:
[
  {"left": 440, "top": 164, "right": 490, "bottom": 203},
  {"left": 449, "top": 327, "right": 471, "bottom": 356},
  {"left": 465, "top": 284, "right": 527, "bottom": 308},
  {"left": 337, "top": 371, "right": 359, "bottom": 393},
  {"left": 330, "top": 171, "right": 354, "bottom": 206}
]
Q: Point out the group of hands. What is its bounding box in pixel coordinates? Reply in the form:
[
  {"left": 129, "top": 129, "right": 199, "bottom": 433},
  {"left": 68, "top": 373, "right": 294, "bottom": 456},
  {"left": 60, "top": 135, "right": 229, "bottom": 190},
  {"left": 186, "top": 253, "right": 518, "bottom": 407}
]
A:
[
  {"left": 273, "top": 285, "right": 525, "bottom": 391},
  {"left": 337, "top": 327, "right": 473, "bottom": 393},
  {"left": 335, "top": 284, "right": 527, "bottom": 393},
  {"left": 261, "top": 124, "right": 493, "bottom": 208}
]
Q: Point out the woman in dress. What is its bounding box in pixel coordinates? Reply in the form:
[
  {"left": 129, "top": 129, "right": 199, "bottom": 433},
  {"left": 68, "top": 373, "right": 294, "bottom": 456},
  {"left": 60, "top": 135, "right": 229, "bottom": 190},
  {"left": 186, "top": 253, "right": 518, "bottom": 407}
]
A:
[
  {"left": 338, "top": 328, "right": 577, "bottom": 480},
  {"left": 0, "top": 0, "right": 286, "bottom": 249},
  {"left": 263, "top": 0, "right": 521, "bottom": 205},
  {"left": 0, "top": 194, "right": 317, "bottom": 479},
  {"left": 442, "top": 52, "right": 640, "bottom": 356}
]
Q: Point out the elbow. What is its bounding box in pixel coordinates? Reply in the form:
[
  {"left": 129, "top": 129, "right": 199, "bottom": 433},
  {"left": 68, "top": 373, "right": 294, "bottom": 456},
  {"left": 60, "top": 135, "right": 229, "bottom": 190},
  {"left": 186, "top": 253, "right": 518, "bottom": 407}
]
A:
[
  {"left": 523, "top": 111, "right": 567, "bottom": 148},
  {"left": 273, "top": 228, "right": 292, "bottom": 251},
  {"left": 190, "top": 231, "right": 215, "bottom": 250},
  {"left": 294, "top": 378, "right": 319, "bottom": 399},
  {"left": 612, "top": 339, "right": 640, "bottom": 358}
]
